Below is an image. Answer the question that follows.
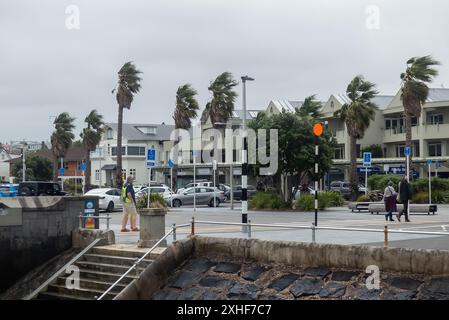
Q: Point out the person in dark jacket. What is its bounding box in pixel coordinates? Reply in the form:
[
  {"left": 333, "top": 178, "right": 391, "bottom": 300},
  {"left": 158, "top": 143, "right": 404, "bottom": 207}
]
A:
[
  {"left": 383, "top": 181, "right": 397, "bottom": 222},
  {"left": 397, "top": 175, "right": 412, "bottom": 222}
]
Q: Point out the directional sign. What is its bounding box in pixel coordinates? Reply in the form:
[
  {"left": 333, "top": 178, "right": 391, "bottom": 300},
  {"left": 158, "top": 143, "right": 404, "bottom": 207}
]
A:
[
  {"left": 363, "top": 152, "right": 372, "bottom": 167},
  {"left": 147, "top": 148, "right": 156, "bottom": 168},
  {"left": 168, "top": 159, "right": 174, "bottom": 168},
  {"left": 426, "top": 159, "right": 433, "bottom": 165},
  {"left": 80, "top": 162, "right": 86, "bottom": 172},
  {"left": 405, "top": 147, "right": 411, "bottom": 157},
  {"left": 59, "top": 167, "right": 65, "bottom": 176}
]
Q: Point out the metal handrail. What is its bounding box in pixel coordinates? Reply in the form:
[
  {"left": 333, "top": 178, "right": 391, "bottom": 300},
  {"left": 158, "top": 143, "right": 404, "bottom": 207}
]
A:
[
  {"left": 97, "top": 228, "right": 175, "bottom": 300},
  {"left": 23, "top": 238, "right": 102, "bottom": 300}
]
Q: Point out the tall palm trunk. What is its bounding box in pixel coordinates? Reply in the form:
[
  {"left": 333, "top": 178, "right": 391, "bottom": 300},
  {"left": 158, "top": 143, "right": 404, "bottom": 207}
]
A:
[
  {"left": 53, "top": 156, "right": 58, "bottom": 182},
  {"left": 405, "top": 113, "right": 412, "bottom": 180},
  {"left": 116, "top": 106, "right": 123, "bottom": 188},
  {"left": 85, "top": 148, "right": 91, "bottom": 188},
  {"left": 349, "top": 135, "right": 358, "bottom": 201}
]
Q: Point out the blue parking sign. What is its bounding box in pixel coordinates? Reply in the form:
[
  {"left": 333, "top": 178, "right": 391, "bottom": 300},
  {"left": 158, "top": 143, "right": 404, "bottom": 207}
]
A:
[
  {"left": 59, "top": 167, "right": 65, "bottom": 176},
  {"left": 405, "top": 147, "right": 411, "bottom": 156},
  {"left": 363, "top": 152, "right": 371, "bottom": 167},
  {"left": 147, "top": 148, "right": 156, "bottom": 161},
  {"left": 426, "top": 159, "right": 432, "bottom": 165}
]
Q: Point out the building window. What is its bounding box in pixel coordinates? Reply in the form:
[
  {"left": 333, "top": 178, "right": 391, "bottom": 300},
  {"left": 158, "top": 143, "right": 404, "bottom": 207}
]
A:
[
  {"left": 136, "top": 126, "right": 157, "bottom": 135},
  {"left": 106, "top": 129, "right": 114, "bottom": 140},
  {"left": 428, "top": 114, "right": 444, "bottom": 125},
  {"left": 122, "top": 169, "right": 126, "bottom": 179},
  {"left": 111, "top": 146, "right": 126, "bottom": 156},
  {"left": 64, "top": 162, "right": 69, "bottom": 169},
  {"left": 396, "top": 145, "right": 405, "bottom": 158},
  {"left": 385, "top": 119, "right": 391, "bottom": 130},
  {"left": 127, "top": 146, "right": 146, "bottom": 156},
  {"left": 411, "top": 117, "right": 418, "bottom": 126},
  {"left": 334, "top": 145, "right": 344, "bottom": 160},
  {"left": 129, "top": 169, "right": 136, "bottom": 178},
  {"left": 95, "top": 170, "right": 100, "bottom": 181},
  {"left": 428, "top": 142, "right": 442, "bottom": 157}
]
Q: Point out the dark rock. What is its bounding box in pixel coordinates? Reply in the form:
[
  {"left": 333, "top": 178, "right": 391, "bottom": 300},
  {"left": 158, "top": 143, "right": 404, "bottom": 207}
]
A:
[
  {"left": 198, "top": 289, "right": 220, "bottom": 300},
  {"left": 177, "top": 287, "right": 203, "bottom": 300},
  {"left": 420, "top": 277, "right": 449, "bottom": 300},
  {"left": 389, "top": 277, "right": 422, "bottom": 291},
  {"left": 382, "top": 290, "right": 416, "bottom": 300},
  {"left": 319, "top": 281, "right": 347, "bottom": 298},
  {"left": 152, "top": 289, "right": 180, "bottom": 300},
  {"left": 331, "top": 271, "right": 360, "bottom": 282},
  {"left": 290, "top": 278, "right": 323, "bottom": 298},
  {"left": 354, "top": 287, "right": 382, "bottom": 300},
  {"left": 214, "top": 262, "right": 241, "bottom": 274},
  {"left": 268, "top": 273, "right": 299, "bottom": 291},
  {"left": 242, "top": 266, "right": 269, "bottom": 282},
  {"left": 170, "top": 270, "right": 198, "bottom": 289},
  {"left": 184, "top": 258, "right": 215, "bottom": 275},
  {"left": 227, "top": 283, "right": 259, "bottom": 300},
  {"left": 304, "top": 267, "right": 331, "bottom": 279},
  {"left": 199, "top": 276, "right": 231, "bottom": 288},
  {"left": 258, "top": 295, "right": 286, "bottom": 300}
]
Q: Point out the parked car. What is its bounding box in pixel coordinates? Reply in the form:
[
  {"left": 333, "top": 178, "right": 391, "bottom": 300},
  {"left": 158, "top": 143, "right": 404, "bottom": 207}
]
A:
[
  {"left": 218, "top": 184, "right": 231, "bottom": 193},
  {"left": 136, "top": 186, "right": 173, "bottom": 199},
  {"left": 165, "top": 187, "right": 226, "bottom": 207},
  {"left": 225, "top": 185, "right": 257, "bottom": 200},
  {"left": 0, "top": 184, "right": 18, "bottom": 197},
  {"left": 177, "top": 180, "right": 213, "bottom": 194},
  {"left": 330, "top": 181, "right": 366, "bottom": 199},
  {"left": 293, "top": 186, "right": 316, "bottom": 200},
  {"left": 85, "top": 188, "right": 123, "bottom": 212},
  {"left": 18, "top": 181, "right": 66, "bottom": 196}
]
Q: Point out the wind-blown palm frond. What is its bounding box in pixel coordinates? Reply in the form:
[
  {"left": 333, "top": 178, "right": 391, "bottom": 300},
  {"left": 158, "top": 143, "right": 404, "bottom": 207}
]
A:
[
  {"left": 116, "top": 61, "right": 142, "bottom": 110},
  {"left": 296, "top": 95, "right": 322, "bottom": 118},
  {"left": 173, "top": 84, "right": 199, "bottom": 130}
]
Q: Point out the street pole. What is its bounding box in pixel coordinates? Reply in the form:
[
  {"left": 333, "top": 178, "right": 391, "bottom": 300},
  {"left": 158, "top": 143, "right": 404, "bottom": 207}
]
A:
[
  {"left": 241, "top": 75, "right": 254, "bottom": 233},
  {"left": 22, "top": 146, "right": 26, "bottom": 182},
  {"left": 230, "top": 162, "right": 234, "bottom": 210},
  {"left": 193, "top": 150, "right": 196, "bottom": 212},
  {"left": 170, "top": 167, "right": 173, "bottom": 208},
  {"left": 365, "top": 168, "right": 368, "bottom": 196},
  {"left": 428, "top": 162, "right": 432, "bottom": 205},
  {"left": 147, "top": 167, "right": 151, "bottom": 209},
  {"left": 213, "top": 160, "right": 217, "bottom": 207},
  {"left": 406, "top": 148, "right": 410, "bottom": 218},
  {"left": 314, "top": 144, "right": 319, "bottom": 227}
]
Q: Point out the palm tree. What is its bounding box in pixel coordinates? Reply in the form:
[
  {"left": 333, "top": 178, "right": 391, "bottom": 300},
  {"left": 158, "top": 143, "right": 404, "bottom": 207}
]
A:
[
  {"left": 80, "top": 110, "right": 104, "bottom": 188},
  {"left": 401, "top": 55, "right": 440, "bottom": 174},
  {"left": 201, "top": 72, "right": 238, "bottom": 127},
  {"left": 334, "top": 76, "right": 378, "bottom": 201},
  {"left": 51, "top": 112, "right": 75, "bottom": 182},
  {"left": 113, "top": 61, "right": 142, "bottom": 188},
  {"left": 296, "top": 95, "right": 323, "bottom": 118},
  {"left": 172, "top": 84, "right": 199, "bottom": 191}
]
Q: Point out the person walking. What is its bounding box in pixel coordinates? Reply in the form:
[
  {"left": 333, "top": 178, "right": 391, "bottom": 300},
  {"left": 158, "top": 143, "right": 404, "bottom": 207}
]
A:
[
  {"left": 383, "top": 181, "right": 397, "bottom": 222},
  {"left": 121, "top": 175, "right": 139, "bottom": 232},
  {"left": 397, "top": 175, "right": 412, "bottom": 222}
]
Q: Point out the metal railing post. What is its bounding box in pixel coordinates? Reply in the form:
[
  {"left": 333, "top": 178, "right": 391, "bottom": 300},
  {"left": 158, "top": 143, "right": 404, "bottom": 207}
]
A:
[
  {"left": 191, "top": 216, "right": 195, "bottom": 236},
  {"left": 172, "top": 223, "right": 177, "bottom": 241},
  {"left": 384, "top": 225, "right": 388, "bottom": 248},
  {"left": 135, "top": 259, "right": 139, "bottom": 277},
  {"left": 106, "top": 213, "right": 110, "bottom": 230},
  {"left": 78, "top": 213, "right": 82, "bottom": 229},
  {"left": 312, "top": 223, "right": 316, "bottom": 243},
  {"left": 247, "top": 219, "right": 251, "bottom": 239}
]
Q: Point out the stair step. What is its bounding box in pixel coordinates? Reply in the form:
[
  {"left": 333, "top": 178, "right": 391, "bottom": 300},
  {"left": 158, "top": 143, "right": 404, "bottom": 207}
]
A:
[
  {"left": 82, "top": 253, "right": 153, "bottom": 267},
  {"left": 75, "top": 261, "right": 146, "bottom": 274},
  {"left": 37, "top": 291, "right": 90, "bottom": 300},
  {"left": 91, "top": 246, "right": 163, "bottom": 259},
  {"left": 47, "top": 284, "right": 118, "bottom": 300},
  {"left": 78, "top": 268, "right": 139, "bottom": 283},
  {"left": 56, "top": 276, "right": 127, "bottom": 292}
]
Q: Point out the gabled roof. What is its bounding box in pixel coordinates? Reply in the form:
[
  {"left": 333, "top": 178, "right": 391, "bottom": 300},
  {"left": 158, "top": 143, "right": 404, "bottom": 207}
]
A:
[
  {"left": 334, "top": 94, "right": 394, "bottom": 110},
  {"left": 427, "top": 88, "right": 449, "bottom": 102},
  {"left": 105, "top": 123, "right": 175, "bottom": 141},
  {"left": 231, "top": 109, "right": 262, "bottom": 120},
  {"left": 269, "top": 100, "right": 301, "bottom": 113}
]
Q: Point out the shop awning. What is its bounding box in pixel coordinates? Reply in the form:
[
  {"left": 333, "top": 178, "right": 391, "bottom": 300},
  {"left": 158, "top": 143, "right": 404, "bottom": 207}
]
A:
[{"left": 101, "top": 164, "right": 117, "bottom": 171}]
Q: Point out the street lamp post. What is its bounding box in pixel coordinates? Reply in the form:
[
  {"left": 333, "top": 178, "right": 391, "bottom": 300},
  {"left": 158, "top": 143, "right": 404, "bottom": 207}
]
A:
[
  {"left": 241, "top": 75, "right": 254, "bottom": 233},
  {"left": 22, "top": 142, "right": 27, "bottom": 182}
]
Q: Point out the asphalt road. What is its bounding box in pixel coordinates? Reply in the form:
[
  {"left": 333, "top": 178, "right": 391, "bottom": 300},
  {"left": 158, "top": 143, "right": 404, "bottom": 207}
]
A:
[{"left": 102, "top": 202, "right": 449, "bottom": 250}]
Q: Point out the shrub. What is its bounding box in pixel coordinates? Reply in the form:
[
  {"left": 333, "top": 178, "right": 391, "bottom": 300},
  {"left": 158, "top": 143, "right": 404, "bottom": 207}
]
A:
[
  {"left": 368, "top": 174, "right": 401, "bottom": 191},
  {"left": 412, "top": 192, "right": 428, "bottom": 204},
  {"left": 357, "top": 195, "right": 369, "bottom": 202},
  {"left": 136, "top": 193, "right": 167, "bottom": 209},
  {"left": 411, "top": 177, "right": 449, "bottom": 194},
  {"left": 320, "top": 191, "right": 344, "bottom": 207},
  {"left": 249, "top": 192, "right": 288, "bottom": 210},
  {"left": 431, "top": 190, "right": 449, "bottom": 204},
  {"left": 296, "top": 194, "right": 314, "bottom": 211}
]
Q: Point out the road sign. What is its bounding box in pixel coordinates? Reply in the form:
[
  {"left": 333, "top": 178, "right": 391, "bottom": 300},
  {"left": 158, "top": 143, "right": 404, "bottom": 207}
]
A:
[
  {"left": 213, "top": 160, "right": 217, "bottom": 171},
  {"left": 147, "top": 148, "right": 156, "bottom": 168},
  {"left": 168, "top": 159, "right": 174, "bottom": 168},
  {"left": 363, "top": 152, "right": 372, "bottom": 167},
  {"left": 426, "top": 159, "right": 432, "bottom": 165},
  {"left": 59, "top": 167, "right": 65, "bottom": 176},
  {"left": 435, "top": 160, "right": 440, "bottom": 169},
  {"left": 405, "top": 147, "right": 411, "bottom": 157},
  {"left": 80, "top": 162, "right": 86, "bottom": 172}
]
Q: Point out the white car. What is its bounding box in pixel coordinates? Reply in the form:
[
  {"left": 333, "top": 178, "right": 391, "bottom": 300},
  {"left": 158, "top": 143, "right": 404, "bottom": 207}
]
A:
[
  {"left": 85, "top": 188, "right": 123, "bottom": 212},
  {"left": 177, "top": 181, "right": 213, "bottom": 194},
  {"left": 293, "top": 187, "right": 316, "bottom": 200},
  {"left": 136, "top": 186, "right": 173, "bottom": 199}
]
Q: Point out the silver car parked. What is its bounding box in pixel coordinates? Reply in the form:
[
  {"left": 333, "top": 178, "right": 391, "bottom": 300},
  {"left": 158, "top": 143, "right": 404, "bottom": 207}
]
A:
[{"left": 165, "top": 187, "right": 226, "bottom": 207}]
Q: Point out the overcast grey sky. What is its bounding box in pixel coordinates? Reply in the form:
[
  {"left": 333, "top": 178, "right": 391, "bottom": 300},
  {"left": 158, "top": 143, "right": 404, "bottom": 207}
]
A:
[{"left": 1, "top": 0, "right": 448, "bottom": 142}]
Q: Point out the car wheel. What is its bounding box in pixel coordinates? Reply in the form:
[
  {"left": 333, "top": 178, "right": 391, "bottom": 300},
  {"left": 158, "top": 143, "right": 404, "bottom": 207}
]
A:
[
  {"left": 107, "top": 201, "right": 114, "bottom": 212},
  {"left": 173, "top": 199, "right": 182, "bottom": 207},
  {"left": 209, "top": 198, "right": 220, "bottom": 207}
]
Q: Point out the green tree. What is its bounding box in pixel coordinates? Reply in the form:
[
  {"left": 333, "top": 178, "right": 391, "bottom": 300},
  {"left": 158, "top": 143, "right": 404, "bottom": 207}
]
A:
[
  {"left": 296, "top": 95, "right": 323, "bottom": 119},
  {"left": 51, "top": 112, "right": 75, "bottom": 181},
  {"left": 401, "top": 55, "right": 440, "bottom": 174},
  {"left": 172, "top": 84, "right": 199, "bottom": 190},
  {"left": 361, "top": 144, "right": 383, "bottom": 158},
  {"left": 13, "top": 154, "right": 53, "bottom": 182},
  {"left": 113, "top": 61, "right": 142, "bottom": 188},
  {"left": 80, "top": 110, "right": 104, "bottom": 188},
  {"left": 334, "top": 75, "right": 378, "bottom": 201},
  {"left": 201, "top": 72, "right": 238, "bottom": 127}
]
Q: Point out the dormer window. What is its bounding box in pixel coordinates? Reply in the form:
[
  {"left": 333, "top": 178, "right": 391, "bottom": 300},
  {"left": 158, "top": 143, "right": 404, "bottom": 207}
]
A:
[
  {"left": 106, "top": 128, "right": 114, "bottom": 139},
  {"left": 331, "top": 101, "right": 334, "bottom": 108},
  {"left": 136, "top": 126, "right": 157, "bottom": 135}
]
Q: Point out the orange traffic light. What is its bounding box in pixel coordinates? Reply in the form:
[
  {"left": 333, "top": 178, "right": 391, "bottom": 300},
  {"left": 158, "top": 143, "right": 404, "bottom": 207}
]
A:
[{"left": 313, "top": 123, "right": 324, "bottom": 137}]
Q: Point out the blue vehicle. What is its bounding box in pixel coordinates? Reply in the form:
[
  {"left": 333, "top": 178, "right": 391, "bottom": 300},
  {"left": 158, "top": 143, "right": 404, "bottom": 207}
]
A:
[{"left": 0, "top": 184, "right": 18, "bottom": 197}]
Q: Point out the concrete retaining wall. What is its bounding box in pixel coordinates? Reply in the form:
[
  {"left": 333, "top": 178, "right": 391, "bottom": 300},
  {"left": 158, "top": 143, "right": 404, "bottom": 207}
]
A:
[{"left": 0, "top": 196, "right": 99, "bottom": 293}]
